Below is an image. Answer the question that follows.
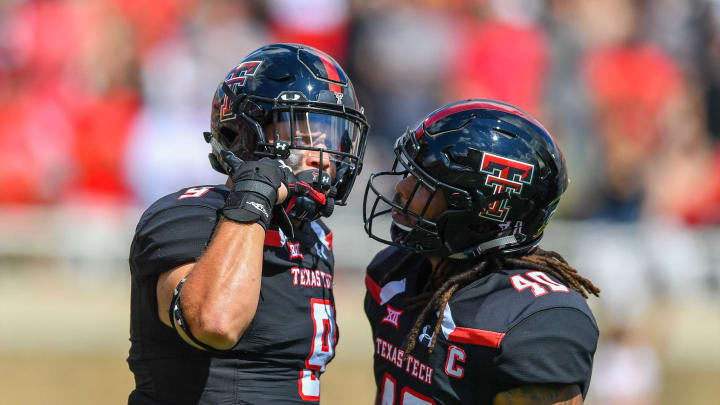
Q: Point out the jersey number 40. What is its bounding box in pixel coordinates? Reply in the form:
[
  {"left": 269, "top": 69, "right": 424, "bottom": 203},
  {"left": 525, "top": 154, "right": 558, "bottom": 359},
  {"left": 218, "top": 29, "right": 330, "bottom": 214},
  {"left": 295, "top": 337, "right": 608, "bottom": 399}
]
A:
[{"left": 510, "top": 271, "right": 569, "bottom": 297}]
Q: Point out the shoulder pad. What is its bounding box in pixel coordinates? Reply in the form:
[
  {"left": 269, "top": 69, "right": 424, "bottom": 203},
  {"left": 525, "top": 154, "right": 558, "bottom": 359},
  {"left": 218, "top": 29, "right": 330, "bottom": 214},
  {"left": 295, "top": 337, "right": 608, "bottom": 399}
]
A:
[
  {"left": 445, "top": 269, "right": 596, "bottom": 339},
  {"left": 366, "top": 246, "right": 412, "bottom": 281},
  {"left": 308, "top": 220, "right": 333, "bottom": 251},
  {"left": 131, "top": 185, "right": 228, "bottom": 278},
  {"left": 144, "top": 185, "right": 229, "bottom": 215}
]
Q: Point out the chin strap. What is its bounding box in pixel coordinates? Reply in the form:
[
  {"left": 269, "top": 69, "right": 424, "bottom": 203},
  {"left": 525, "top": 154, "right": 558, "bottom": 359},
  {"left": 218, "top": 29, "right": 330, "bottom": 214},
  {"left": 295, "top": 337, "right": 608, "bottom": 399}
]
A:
[
  {"left": 448, "top": 235, "right": 521, "bottom": 259},
  {"left": 448, "top": 232, "right": 544, "bottom": 260}
]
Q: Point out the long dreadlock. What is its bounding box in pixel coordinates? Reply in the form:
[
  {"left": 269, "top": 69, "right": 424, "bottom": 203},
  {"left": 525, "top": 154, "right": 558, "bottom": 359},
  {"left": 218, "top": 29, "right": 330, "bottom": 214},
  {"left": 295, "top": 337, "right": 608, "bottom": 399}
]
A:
[{"left": 380, "top": 248, "right": 600, "bottom": 359}]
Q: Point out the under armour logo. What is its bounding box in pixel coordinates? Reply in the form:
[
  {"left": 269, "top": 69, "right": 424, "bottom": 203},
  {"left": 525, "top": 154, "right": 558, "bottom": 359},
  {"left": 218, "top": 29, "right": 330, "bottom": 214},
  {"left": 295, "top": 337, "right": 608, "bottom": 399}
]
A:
[
  {"left": 418, "top": 325, "right": 434, "bottom": 347},
  {"left": 313, "top": 241, "right": 328, "bottom": 261},
  {"left": 247, "top": 201, "right": 269, "bottom": 218},
  {"left": 381, "top": 305, "right": 403, "bottom": 328},
  {"left": 279, "top": 92, "right": 305, "bottom": 101}
]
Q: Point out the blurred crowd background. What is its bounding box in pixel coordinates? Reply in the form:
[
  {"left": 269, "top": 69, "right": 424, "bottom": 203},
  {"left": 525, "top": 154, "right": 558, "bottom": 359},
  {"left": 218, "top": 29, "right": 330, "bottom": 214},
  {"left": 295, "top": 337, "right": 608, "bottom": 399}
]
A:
[{"left": 2, "top": 0, "right": 720, "bottom": 404}]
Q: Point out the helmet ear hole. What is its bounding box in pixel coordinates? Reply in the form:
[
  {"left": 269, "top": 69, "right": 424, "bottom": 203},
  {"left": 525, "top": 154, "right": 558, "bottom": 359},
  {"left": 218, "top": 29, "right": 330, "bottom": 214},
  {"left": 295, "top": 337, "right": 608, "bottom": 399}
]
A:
[
  {"left": 216, "top": 119, "right": 259, "bottom": 162},
  {"left": 446, "top": 191, "right": 470, "bottom": 209},
  {"left": 245, "top": 102, "right": 265, "bottom": 120},
  {"left": 219, "top": 126, "right": 237, "bottom": 147}
]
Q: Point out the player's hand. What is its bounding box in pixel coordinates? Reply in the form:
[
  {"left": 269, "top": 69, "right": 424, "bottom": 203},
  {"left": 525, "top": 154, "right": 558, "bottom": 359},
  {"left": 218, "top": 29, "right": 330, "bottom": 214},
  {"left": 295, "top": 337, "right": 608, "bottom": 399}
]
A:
[
  {"left": 218, "top": 149, "right": 335, "bottom": 229},
  {"left": 246, "top": 156, "right": 335, "bottom": 222},
  {"left": 220, "top": 151, "right": 291, "bottom": 231},
  {"left": 222, "top": 152, "right": 292, "bottom": 201}
]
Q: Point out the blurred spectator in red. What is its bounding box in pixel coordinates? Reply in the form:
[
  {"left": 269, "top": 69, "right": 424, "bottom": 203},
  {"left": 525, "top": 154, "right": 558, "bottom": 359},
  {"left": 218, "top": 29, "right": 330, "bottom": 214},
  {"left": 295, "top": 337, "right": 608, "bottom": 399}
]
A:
[
  {"left": 0, "top": 0, "right": 85, "bottom": 84},
  {"left": 0, "top": 81, "right": 74, "bottom": 204},
  {"left": 0, "top": 0, "right": 194, "bottom": 206},
  {"left": 267, "top": 0, "right": 350, "bottom": 61},
  {"left": 445, "top": 0, "right": 548, "bottom": 118},
  {"left": 678, "top": 146, "right": 720, "bottom": 224},
  {"left": 56, "top": 2, "right": 142, "bottom": 205},
  {"left": 0, "top": 0, "right": 85, "bottom": 204},
  {"left": 108, "top": 0, "right": 197, "bottom": 57},
  {"left": 644, "top": 115, "right": 720, "bottom": 225},
  {"left": 539, "top": 0, "right": 720, "bottom": 225},
  {"left": 582, "top": 42, "right": 684, "bottom": 219},
  {"left": 567, "top": 0, "right": 711, "bottom": 224}
]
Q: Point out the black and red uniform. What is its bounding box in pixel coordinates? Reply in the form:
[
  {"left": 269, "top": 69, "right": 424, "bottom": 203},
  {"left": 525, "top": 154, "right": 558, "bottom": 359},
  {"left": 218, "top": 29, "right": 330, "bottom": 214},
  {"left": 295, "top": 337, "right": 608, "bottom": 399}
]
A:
[
  {"left": 364, "top": 247, "right": 598, "bottom": 405},
  {"left": 128, "top": 185, "right": 337, "bottom": 405}
]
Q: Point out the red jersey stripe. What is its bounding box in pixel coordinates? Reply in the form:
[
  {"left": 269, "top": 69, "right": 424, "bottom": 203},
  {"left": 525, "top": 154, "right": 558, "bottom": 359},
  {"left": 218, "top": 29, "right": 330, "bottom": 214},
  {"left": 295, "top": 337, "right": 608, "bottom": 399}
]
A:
[
  {"left": 325, "top": 232, "right": 333, "bottom": 250},
  {"left": 264, "top": 229, "right": 283, "bottom": 247},
  {"left": 447, "top": 327, "right": 505, "bottom": 349},
  {"left": 365, "top": 274, "right": 382, "bottom": 304}
]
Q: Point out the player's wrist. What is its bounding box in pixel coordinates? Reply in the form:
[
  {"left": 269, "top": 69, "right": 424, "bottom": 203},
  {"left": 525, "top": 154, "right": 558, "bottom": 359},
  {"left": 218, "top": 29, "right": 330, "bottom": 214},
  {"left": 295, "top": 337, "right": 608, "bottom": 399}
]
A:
[
  {"left": 222, "top": 160, "right": 286, "bottom": 230},
  {"left": 222, "top": 190, "right": 273, "bottom": 230},
  {"left": 223, "top": 176, "right": 277, "bottom": 230}
]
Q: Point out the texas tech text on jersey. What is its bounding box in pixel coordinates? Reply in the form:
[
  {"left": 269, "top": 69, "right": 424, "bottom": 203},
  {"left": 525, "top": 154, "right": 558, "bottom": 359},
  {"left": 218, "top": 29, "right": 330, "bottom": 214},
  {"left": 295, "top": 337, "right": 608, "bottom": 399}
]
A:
[{"left": 365, "top": 247, "right": 598, "bottom": 405}]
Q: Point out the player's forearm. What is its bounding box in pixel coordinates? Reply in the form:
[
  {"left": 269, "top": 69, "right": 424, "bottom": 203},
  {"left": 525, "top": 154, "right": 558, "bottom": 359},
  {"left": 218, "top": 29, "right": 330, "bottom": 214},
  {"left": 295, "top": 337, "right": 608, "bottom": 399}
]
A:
[{"left": 181, "top": 218, "right": 266, "bottom": 349}]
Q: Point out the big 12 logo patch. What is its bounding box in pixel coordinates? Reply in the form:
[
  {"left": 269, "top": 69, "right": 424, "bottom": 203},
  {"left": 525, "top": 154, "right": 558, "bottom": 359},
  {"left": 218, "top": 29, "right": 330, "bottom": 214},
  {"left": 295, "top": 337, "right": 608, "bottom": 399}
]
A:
[{"left": 479, "top": 152, "right": 534, "bottom": 222}]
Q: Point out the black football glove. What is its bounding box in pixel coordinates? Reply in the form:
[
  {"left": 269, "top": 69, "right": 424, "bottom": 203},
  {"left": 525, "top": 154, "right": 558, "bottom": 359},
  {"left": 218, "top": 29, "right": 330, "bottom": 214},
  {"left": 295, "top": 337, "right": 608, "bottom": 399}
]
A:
[
  {"left": 211, "top": 143, "right": 336, "bottom": 233},
  {"left": 220, "top": 151, "right": 293, "bottom": 232}
]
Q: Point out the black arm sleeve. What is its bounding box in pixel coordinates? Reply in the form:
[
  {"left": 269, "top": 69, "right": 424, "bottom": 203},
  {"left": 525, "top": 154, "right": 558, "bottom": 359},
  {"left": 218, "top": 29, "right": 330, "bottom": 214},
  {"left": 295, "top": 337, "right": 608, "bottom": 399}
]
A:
[
  {"left": 132, "top": 205, "right": 219, "bottom": 278},
  {"left": 493, "top": 307, "right": 599, "bottom": 397}
]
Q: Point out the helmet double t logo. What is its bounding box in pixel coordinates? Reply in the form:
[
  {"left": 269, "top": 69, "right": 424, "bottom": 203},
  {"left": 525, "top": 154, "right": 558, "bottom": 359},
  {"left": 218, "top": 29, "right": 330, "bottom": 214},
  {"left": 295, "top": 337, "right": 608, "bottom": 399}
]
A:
[
  {"left": 220, "top": 61, "right": 263, "bottom": 120},
  {"left": 479, "top": 152, "right": 535, "bottom": 222}
]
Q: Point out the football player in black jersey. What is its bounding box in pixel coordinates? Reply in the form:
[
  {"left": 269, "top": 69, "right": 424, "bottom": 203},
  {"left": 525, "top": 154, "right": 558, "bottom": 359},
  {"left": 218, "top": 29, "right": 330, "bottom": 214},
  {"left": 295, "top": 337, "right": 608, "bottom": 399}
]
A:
[
  {"left": 363, "top": 100, "right": 600, "bottom": 404},
  {"left": 127, "top": 43, "right": 369, "bottom": 405}
]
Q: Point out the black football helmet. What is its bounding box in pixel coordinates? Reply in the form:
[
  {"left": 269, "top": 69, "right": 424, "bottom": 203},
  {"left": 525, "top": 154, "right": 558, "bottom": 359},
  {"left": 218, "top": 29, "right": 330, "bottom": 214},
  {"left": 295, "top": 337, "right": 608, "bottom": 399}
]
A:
[
  {"left": 205, "top": 43, "right": 369, "bottom": 206},
  {"left": 363, "top": 99, "right": 569, "bottom": 258}
]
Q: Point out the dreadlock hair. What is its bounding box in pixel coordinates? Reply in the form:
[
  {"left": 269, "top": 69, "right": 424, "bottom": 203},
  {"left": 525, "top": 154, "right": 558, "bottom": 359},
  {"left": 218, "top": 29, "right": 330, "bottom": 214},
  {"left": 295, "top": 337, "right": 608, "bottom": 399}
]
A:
[{"left": 380, "top": 247, "right": 600, "bottom": 359}]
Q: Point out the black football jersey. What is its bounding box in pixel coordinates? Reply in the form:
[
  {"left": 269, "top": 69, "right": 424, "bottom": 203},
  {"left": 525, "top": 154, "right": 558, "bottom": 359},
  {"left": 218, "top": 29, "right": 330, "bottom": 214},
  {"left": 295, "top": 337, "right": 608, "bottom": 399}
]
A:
[
  {"left": 128, "top": 185, "right": 337, "bottom": 405},
  {"left": 364, "top": 247, "right": 598, "bottom": 405}
]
